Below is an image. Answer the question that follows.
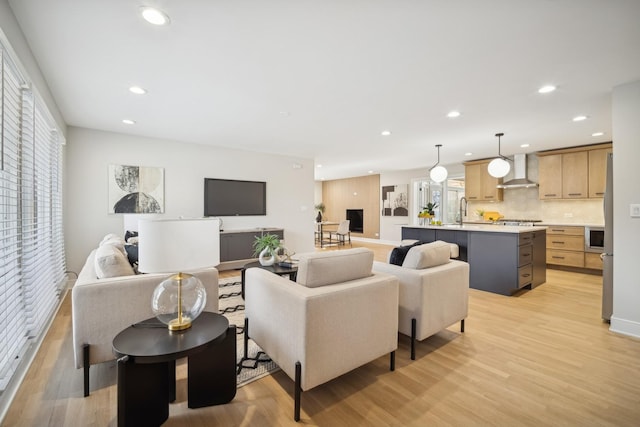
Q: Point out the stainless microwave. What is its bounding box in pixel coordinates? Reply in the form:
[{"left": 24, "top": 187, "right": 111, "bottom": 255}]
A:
[{"left": 585, "top": 226, "right": 605, "bottom": 253}]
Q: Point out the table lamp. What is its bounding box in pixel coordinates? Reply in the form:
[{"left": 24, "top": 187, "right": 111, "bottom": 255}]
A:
[{"left": 138, "top": 218, "right": 220, "bottom": 331}]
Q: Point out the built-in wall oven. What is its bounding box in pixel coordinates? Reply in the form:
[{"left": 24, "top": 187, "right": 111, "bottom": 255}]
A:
[{"left": 585, "top": 226, "right": 605, "bottom": 253}]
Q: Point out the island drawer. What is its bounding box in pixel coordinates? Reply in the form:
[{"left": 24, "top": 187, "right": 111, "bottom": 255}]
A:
[
  {"left": 519, "top": 245, "right": 533, "bottom": 266},
  {"left": 519, "top": 233, "right": 533, "bottom": 246},
  {"left": 546, "top": 249, "right": 585, "bottom": 267},
  {"left": 547, "top": 235, "right": 584, "bottom": 251},
  {"left": 518, "top": 265, "right": 533, "bottom": 287}
]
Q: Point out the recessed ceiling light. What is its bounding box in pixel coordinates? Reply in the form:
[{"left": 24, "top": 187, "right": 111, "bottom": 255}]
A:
[
  {"left": 140, "top": 7, "right": 170, "bottom": 25},
  {"left": 592, "top": 132, "right": 605, "bottom": 137},
  {"left": 381, "top": 130, "right": 392, "bottom": 136},
  {"left": 447, "top": 111, "right": 461, "bottom": 118},
  {"left": 368, "top": 170, "right": 374, "bottom": 174},
  {"left": 316, "top": 164, "right": 323, "bottom": 168},
  {"left": 129, "top": 86, "right": 147, "bottom": 95},
  {"left": 464, "top": 152, "right": 473, "bottom": 156},
  {"left": 538, "top": 85, "right": 556, "bottom": 94},
  {"left": 122, "top": 119, "right": 136, "bottom": 125},
  {"left": 573, "top": 115, "right": 588, "bottom": 122},
  {"left": 520, "top": 143, "right": 530, "bottom": 148}
]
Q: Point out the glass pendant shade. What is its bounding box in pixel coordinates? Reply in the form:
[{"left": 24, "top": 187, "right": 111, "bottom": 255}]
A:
[
  {"left": 429, "top": 165, "right": 448, "bottom": 183},
  {"left": 488, "top": 157, "right": 511, "bottom": 178},
  {"left": 429, "top": 144, "right": 448, "bottom": 183},
  {"left": 152, "top": 272, "right": 207, "bottom": 331}
]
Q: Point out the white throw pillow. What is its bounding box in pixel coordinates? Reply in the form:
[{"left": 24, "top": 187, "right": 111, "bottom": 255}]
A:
[
  {"left": 95, "top": 243, "right": 135, "bottom": 278},
  {"left": 100, "top": 234, "right": 126, "bottom": 256},
  {"left": 402, "top": 240, "right": 451, "bottom": 269}
]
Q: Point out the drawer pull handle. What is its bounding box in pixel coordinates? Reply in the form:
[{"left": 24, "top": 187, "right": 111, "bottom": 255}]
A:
[
  {"left": 568, "top": 193, "right": 582, "bottom": 196},
  {"left": 522, "top": 274, "right": 531, "bottom": 277},
  {"left": 552, "top": 241, "right": 565, "bottom": 244},
  {"left": 522, "top": 253, "right": 531, "bottom": 257},
  {"left": 595, "top": 192, "right": 604, "bottom": 195},
  {"left": 551, "top": 229, "right": 565, "bottom": 232},
  {"left": 545, "top": 194, "right": 557, "bottom": 197},
  {"left": 552, "top": 256, "right": 565, "bottom": 259}
]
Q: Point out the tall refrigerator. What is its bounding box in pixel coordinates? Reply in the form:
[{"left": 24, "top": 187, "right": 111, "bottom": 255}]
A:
[{"left": 602, "top": 152, "right": 613, "bottom": 321}]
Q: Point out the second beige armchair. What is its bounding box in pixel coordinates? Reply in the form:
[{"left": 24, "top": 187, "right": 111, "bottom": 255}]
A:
[{"left": 373, "top": 240, "right": 469, "bottom": 360}]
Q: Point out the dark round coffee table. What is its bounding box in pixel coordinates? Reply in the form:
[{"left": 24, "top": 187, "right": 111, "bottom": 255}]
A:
[
  {"left": 241, "top": 261, "right": 298, "bottom": 299},
  {"left": 112, "top": 312, "right": 236, "bottom": 426}
]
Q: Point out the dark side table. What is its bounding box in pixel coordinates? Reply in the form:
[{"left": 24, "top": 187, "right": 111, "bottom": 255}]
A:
[
  {"left": 112, "top": 312, "right": 236, "bottom": 427},
  {"left": 241, "top": 261, "right": 298, "bottom": 299}
]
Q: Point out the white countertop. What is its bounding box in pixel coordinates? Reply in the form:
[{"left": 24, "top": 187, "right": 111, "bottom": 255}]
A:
[{"left": 404, "top": 224, "right": 547, "bottom": 233}]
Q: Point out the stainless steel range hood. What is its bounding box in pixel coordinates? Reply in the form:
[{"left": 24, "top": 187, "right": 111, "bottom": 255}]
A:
[{"left": 496, "top": 154, "right": 538, "bottom": 188}]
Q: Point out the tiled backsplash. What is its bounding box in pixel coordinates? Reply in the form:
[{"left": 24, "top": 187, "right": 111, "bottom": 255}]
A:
[{"left": 468, "top": 195, "right": 605, "bottom": 225}]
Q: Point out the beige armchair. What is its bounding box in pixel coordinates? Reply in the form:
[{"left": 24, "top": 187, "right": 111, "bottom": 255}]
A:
[
  {"left": 244, "top": 248, "right": 399, "bottom": 421},
  {"left": 373, "top": 240, "right": 469, "bottom": 360}
]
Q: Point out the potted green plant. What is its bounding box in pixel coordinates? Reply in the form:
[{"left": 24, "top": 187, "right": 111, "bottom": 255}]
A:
[
  {"left": 314, "top": 202, "right": 326, "bottom": 223},
  {"left": 253, "top": 233, "right": 281, "bottom": 266}
]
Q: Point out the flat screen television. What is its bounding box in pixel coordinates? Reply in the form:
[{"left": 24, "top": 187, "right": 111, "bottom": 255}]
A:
[{"left": 204, "top": 178, "right": 267, "bottom": 216}]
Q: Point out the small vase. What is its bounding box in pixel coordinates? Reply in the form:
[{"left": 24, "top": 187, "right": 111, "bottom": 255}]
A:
[
  {"left": 316, "top": 211, "right": 322, "bottom": 223},
  {"left": 258, "top": 247, "right": 275, "bottom": 266}
]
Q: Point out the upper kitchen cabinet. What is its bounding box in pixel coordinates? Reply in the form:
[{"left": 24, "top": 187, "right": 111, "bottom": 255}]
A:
[
  {"left": 538, "top": 154, "right": 563, "bottom": 199},
  {"left": 463, "top": 160, "right": 503, "bottom": 202},
  {"left": 588, "top": 147, "right": 613, "bottom": 198},
  {"left": 537, "top": 143, "right": 612, "bottom": 200}
]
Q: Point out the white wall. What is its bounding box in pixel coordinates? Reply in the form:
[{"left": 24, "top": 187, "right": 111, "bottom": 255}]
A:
[
  {"left": 610, "top": 80, "right": 640, "bottom": 338},
  {"left": 0, "top": 0, "right": 66, "bottom": 135},
  {"left": 65, "top": 127, "right": 316, "bottom": 273}
]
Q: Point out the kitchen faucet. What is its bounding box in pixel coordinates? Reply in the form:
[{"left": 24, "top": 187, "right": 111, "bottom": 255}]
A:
[{"left": 459, "top": 197, "right": 468, "bottom": 226}]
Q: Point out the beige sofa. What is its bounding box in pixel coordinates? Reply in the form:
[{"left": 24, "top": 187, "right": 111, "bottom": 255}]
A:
[
  {"left": 71, "top": 236, "right": 219, "bottom": 396},
  {"left": 244, "top": 248, "right": 399, "bottom": 421},
  {"left": 373, "top": 240, "right": 469, "bottom": 360}
]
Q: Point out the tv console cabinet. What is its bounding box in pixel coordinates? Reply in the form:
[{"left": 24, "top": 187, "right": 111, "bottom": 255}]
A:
[{"left": 218, "top": 228, "right": 284, "bottom": 270}]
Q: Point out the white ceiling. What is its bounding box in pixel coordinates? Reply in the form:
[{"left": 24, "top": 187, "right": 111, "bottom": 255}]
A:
[{"left": 7, "top": 0, "right": 640, "bottom": 180}]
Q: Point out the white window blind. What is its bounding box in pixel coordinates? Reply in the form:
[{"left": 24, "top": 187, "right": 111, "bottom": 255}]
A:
[{"left": 0, "top": 42, "right": 66, "bottom": 392}]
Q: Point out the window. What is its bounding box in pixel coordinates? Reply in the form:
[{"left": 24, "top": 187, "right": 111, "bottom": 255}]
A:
[{"left": 0, "top": 43, "right": 66, "bottom": 393}]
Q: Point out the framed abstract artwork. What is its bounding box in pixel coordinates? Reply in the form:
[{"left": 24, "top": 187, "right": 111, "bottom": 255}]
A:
[
  {"left": 381, "top": 184, "right": 408, "bottom": 216},
  {"left": 108, "top": 164, "right": 164, "bottom": 214}
]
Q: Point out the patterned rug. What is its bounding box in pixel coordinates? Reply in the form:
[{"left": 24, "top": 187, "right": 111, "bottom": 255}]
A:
[{"left": 218, "top": 276, "right": 279, "bottom": 387}]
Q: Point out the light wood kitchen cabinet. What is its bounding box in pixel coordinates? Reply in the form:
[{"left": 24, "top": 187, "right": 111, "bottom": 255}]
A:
[
  {"left": 588, "top": 147, "right": 613, "bottom": 198},
  {"left": 463, "top": 160, "right": 503, "bottom": 201},
  {"left": 537, "top": 142, "right": 611, "bottom": 200},
  {"left": 562, "top": 151, "right": 588, "bottom": 198},
  {"left": 545, "top": 225, "right": 585, "bottom": 268},
  {"left": 538, "top": 154, "right": 563, "bottom": 199},
  {"left": 584, "top": 252, "right": 604, "bottom": 270}
]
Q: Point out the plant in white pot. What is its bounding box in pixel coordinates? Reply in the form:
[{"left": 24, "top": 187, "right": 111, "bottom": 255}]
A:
[{"left": 253, "top": 233, "right": 281, "bottom": 266}]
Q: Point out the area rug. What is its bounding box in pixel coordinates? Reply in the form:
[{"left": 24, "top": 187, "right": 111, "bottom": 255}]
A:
[{"left": 218, "top": 276, "right": 279, "bottom": 387}]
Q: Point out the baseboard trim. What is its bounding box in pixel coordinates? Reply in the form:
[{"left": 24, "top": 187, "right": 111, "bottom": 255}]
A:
[{"left": 609, "top": 316, "right": 640, "bottom": 339}]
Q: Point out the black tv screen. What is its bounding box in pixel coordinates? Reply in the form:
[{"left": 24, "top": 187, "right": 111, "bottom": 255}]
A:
[{"left": 204, "top": 178, "right": 267, "bottom": 216}]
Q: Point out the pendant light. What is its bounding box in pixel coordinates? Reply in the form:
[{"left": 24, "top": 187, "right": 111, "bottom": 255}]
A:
[
  {"left": 487, "top": 132, "right": 511, "bottom": 178},
  {"left": 429, "top": 144, "right": 448, "bottom": 183}
]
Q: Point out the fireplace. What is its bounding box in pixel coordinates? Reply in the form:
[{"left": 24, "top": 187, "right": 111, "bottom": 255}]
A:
[{"left": 346, "top": 209, "right": 364, "bottom": 233}]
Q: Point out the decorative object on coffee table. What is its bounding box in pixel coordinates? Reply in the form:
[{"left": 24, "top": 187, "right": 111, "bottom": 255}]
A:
[
  {"left": 138, "top": 218, "right": 220, "bottom": 331},
  {"left": 253, "top": 233, "right": 281, "bottom": 266}
]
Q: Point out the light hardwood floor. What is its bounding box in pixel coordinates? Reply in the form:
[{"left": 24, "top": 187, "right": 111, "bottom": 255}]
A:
[{"left": 3, "top": 241, "right": 640, "bottom": 426}]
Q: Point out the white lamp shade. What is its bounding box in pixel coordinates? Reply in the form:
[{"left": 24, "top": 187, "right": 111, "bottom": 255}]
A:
[
  {"left": 429, "top": 165, "right": 448, "bottom": 183},
  {"left": 488, "top": 158, "right": 511, "bottom": 178},
  {"left": 138, "top": 218, "right": 220, "bottom": 273}
]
